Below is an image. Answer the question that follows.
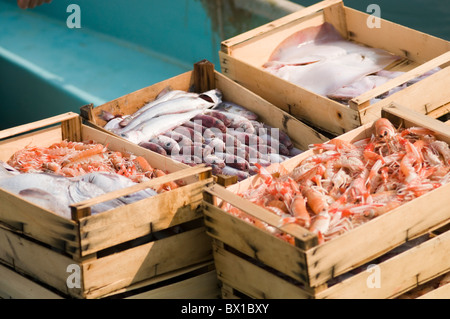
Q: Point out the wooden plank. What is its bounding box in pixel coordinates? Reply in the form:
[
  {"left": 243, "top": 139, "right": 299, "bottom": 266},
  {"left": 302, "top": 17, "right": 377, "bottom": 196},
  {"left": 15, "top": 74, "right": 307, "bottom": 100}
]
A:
[
  {"left": 125, "top": 270, "right": 220, "bottom": 299},
  {"left": 418, "top": 283, "right": 450, "bottom": 299},
  {"left": 221, "top": 0, "right": 340, "bottom": 54},
  {"left": 0, "top": 224, "right": 81, "bottom": 297},
  {"left": 204, "top": 184, "right": 317, "bottom": 250},
  {"left": 213, "top": 244, "right": 313, "bottom": 299},
  {"left": 345, "top": 7, "right": 450, "bottom": 64},
  {"left": 0, "top": 112, "right": 79, "bottom": 140},
  {"left": 78, "top": 179, "right": 210, "bottom": 256},
  {"left": 214, "top": 70, "right": 329, "bottom": 148},
  {"left": 203, "top": 202, "right": 310, "bottom": 283},
  {"left": 0, "top": 187, "right": 80, "bottom": 256},
  {"left": 350, "top": 53, "right": 450, "bottom": 110},
  {"left": 82, "top": 226, "right": 212, "bottom": 299},
  {"left": 317, "top": 231, "right": 450, "bottom": 299},
  {"left": 193, "top": 60, "right": 216, "bottom": 93},
  {"left": 0, "top": 263, "right": 63, "bottom": 299},
  {"left": 382, "top": 103, "right": 450, "bottom": 144}
]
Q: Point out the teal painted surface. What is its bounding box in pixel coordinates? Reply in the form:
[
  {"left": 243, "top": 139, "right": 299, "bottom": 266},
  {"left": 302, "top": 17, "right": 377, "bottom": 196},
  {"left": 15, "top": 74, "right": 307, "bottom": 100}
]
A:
[
  {"left": 1, "top": 0, "right": 448, "bottom": 129},
  {"left": 0, "top": 0, "right": 270, "bottom": 129}
]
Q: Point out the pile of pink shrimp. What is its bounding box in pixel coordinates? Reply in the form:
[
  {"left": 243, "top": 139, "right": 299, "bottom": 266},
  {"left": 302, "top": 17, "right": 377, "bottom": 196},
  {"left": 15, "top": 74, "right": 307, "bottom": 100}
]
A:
[{"left": 222, "top": 118, "right": 450, "bottom": 244}]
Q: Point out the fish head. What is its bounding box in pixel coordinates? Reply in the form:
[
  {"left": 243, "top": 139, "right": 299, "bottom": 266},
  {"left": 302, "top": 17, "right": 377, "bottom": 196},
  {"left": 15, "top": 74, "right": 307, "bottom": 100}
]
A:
[
  {"left": 199, "top": 89, "right": 223, "bottom": 106},
  {"left": 121, "top": 130, "right": 145, "bottom": 145}
]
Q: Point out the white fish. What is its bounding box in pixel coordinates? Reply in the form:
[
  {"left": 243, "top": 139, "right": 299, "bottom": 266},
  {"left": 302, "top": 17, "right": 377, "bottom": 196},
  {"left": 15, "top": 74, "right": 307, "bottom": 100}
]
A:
[
  {"left": 264, "top": 22, "right": 400, "bottom": 97},
  {"left": 121, "top": 109, "right": 209, "bottom": 145},
  {"left": 115, "top": 89, "right": 222, "bottom": 134}
]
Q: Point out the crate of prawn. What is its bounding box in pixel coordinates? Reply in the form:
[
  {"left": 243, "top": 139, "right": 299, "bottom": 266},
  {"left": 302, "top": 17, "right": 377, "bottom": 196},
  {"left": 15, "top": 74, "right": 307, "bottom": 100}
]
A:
[
  {"left": 0, "top": 112, "right": 214, "bottom": 299},
  {"left": 80, "top": 60, "right": 328, "bottom": 186},
  {"left": 203, "top": 103, "right": 450, "bottom": 298},
  {"left": 219, "top": 0, "right": 450, "bottom": 136}
]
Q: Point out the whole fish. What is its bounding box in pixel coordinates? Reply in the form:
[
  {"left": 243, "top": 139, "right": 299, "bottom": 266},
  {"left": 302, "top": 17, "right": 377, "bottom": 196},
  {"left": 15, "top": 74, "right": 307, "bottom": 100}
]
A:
[
  {"left": 116, "top": 89, "right": 222, "bottom": 134},
  {"left": 138, "top": 141, "right": 168, "bottom": 156},
  {"left": 150, "top": 135, "right": 181, "bottom": 155},
  {"left": 0, "top": 172, "right": 123, "bottom": 218},
  {"left": 192, "top": 114, "right": 227, "bottom": 133},
  {"left": 77, "top": 172, "right": 157, "bottom": 205},
  {"left": 221, "top": 166, "right": 251, "bottom": 181},
  {"left": 121, "top": 109, "right": 207, "bottom": 145},
  {"left": 214, "top": 152, "right": 249, "bottom": 171},
  {"left": 163, "top": 131, "right": 193, "bottom": 147},
  {"left": 203, "top": 110, "right": 232, "bottom": 127},
  {"left": 214, "top": 111, "right": 256, "bottom": 134},
  {"left": 214, "top": 101, "right": 259, "bottom": 121},
  {"left": 258, "top": 134, "right": 290, "bottom": 156},
  {"left": 228, "top": 130, "right": 264, "bottom": 147},
  {"left": 173, "top": 126, "right": 204, "bottom": 144},
  {"left": 118, "top": 88, "right": 199, "bottom": 128}
]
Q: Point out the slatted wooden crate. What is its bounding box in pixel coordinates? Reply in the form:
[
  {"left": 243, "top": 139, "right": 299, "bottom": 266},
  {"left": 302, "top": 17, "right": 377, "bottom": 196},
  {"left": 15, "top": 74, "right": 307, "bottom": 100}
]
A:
[
  {"left": 219, "top": 0, "right": 450, "bottom": 136},
  {"left": 0, "top": 259, "right": 220, "bottom": 299},
  {"left": 0, "top": 113, "right": 214, "bottom": 299},
  {"left": 80, "top": 60, "right": 329, "bottom": 185},
  {"left": 203, "top": 103, "right": 450, "bottom": 298}
]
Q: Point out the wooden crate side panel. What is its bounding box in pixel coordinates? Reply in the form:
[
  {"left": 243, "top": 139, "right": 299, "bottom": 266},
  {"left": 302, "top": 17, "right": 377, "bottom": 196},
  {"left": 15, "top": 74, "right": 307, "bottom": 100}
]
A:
[
  {"left": 78, "top": 179, "right": 208, "bottom": 256},
  {"left": 0, "top": 263, "right": 63, "bottom": 299},
  {"left": 358, "top": 66, "right": 450, "bottom": 124},
  {"left": 125, "top": 270, "right": 220, "bottom": 299},
  {"left": 220, "top": 52, "right": 360, "bottom": 136},
  {"left": 317, "top": 231, "right": 450, "bottom": 299},
  {"left": 307, "top": 182, "right": 450, "bottom": 287},
  {"left": 82, "top": 226, "right": 212, "bottom": 299},
  {"left": 344, "top": 7, "right": 450, "bottom": 64},
  {"left": 0, "top": 126, "right": 62, "bottom": 161},
  {"left": 0, "top": 224, "right": 81, "bottom": 297},
  {"left": 89, "top": 71, "right": 194, "bottom": 128},
  {"left": 203, "top": 202, "right": 310, "bottom": 284},
  {"left": 0, "top": 188, "right": 79, "bottom": 256},
  {"left": 418, "top": 282, "right": 450, "bottom": 299},
  {"left": 213, "top": 244, "right": 312, "bottom": 299},
  {"left": 214, "top": 71, "right": 329, "bottom": 148}
]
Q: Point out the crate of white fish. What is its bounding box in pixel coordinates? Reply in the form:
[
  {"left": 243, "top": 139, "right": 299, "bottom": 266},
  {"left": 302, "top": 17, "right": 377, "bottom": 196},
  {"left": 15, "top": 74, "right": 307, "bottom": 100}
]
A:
[
  {"left": 0, "top": 260, "right": 220, "bottom": 299},
  {"left": 80, "top": 60, "right": 328, "bottom": 185},
  {"left": 0, "top": 112, "right": 214, "bottom": 299},
  {"left": 203, "top": 103, "right": 450, "bottom": 298},
  {"left": 219, "top": 0, "right": 450, "bottom": 136}
]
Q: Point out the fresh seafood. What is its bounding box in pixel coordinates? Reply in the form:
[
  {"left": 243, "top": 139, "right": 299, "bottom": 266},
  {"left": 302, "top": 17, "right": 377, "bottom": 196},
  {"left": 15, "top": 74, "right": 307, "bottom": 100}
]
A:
[
  {"left": 263, "top": 22, "right": 440, "bottom": 106},
  {"left": 264, "top": 22, "right": 400, "bottom": 97},
  {"left": 222, "top": 118, "right": 450, "bottom": 244},
  {"left": 101, "top": 87, "right": 298, "bottom": 181},
  {"left": 0, "top": 169, "right": 156, "bottom": 219},
  {"left": 6, "top": 140, "right": 176, "bottom": 189}
]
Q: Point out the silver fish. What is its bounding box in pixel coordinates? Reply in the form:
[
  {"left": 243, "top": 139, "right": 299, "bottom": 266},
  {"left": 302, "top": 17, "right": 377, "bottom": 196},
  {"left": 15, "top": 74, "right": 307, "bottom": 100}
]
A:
[
  {"left": 121, "top": 109, "right": 208, "bottom": 145},
  {"left": 214, "top": 101, "right": 259, "bottom": 121},
  {"left": 116, "top": 89, "right": 222, "bottom": 134}
]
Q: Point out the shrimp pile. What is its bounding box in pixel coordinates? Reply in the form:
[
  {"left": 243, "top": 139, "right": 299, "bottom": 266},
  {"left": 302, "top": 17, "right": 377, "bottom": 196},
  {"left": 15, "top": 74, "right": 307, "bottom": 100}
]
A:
[
  {"left": 222, "top": 118, "right": 450, "bottom": 244},
  {"left": 7, "top": 140, "right": 178, "bottom": 191}
]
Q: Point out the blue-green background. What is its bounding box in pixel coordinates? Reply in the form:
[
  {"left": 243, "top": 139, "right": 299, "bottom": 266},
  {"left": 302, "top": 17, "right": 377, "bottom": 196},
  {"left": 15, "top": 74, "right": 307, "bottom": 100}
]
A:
[{"left": 1, "top": 0, "right": 448, "bottom": 129}]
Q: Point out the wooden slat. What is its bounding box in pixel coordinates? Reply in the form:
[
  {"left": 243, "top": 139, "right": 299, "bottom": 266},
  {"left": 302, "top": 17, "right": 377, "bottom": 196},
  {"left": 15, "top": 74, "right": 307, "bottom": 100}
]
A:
[
  {"left": 418, "top": 282, "right": 450, "bottom": 299},
  {"left": 350, "top": 52, "right": 450, "bottom": 110},
  {"left": 193, "top": 59, "right": 216, "bottom": 93},
  {"left": 317, "top": 231, "right": 450, "bottom": 299},
  {"left": 78, "top": 179, "right": 210, "bottom": 256},
  {"left": 203, "top": 201, "right": 310, "bottom": 284},
  {"left": 204, "top": 184, "right": 317, "bottom": 250},
  {"left": 0, "top": 112, "right": 79, "bottom": 140},
  {"left": 213, "top": 244, "right": 313, "bottom": 299},
  {"left": 82, "top": 226, "right": 212, "bottom": 299},
  {"left": 0, "top": 263, "right": 63, "bottom": 299}
]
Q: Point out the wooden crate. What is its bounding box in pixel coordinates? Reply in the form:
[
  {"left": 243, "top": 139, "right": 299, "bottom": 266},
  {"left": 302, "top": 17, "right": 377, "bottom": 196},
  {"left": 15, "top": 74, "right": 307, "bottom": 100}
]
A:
[
  {"left": 0, "top": 260, "right": 220, "bottom": 299},
  {"left": 219, "top": 0, "right": 450, "bottom": 136},
  {"left": 80, "top": 60, "right": 329, "bottom": 185},
  {"left": 203, "top": 103, "right": 450, "bottom": 298},
  {"left": 0, "top": 113, "right": 214, "bottom": 299}
]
